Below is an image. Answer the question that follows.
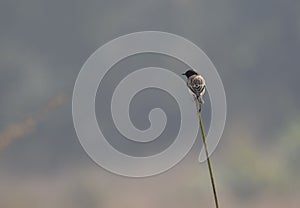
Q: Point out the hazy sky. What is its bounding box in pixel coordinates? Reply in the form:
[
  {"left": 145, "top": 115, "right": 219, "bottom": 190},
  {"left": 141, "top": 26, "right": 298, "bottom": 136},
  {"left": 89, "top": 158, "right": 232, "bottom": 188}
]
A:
[{"left": 0, "top": 0, "right": 299, "bottom": 175}]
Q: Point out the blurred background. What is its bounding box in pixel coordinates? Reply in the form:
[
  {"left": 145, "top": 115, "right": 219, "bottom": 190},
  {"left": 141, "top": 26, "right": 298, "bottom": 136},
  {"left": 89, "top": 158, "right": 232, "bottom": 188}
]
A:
[{"left": 1, "top": 0, "right": 300, "bottom": 207}]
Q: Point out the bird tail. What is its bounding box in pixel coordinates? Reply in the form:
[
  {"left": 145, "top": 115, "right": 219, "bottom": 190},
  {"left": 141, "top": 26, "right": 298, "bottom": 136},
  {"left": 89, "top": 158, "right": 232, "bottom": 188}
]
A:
[
  {"left": 197, "top": 96, "right": 204, "bottom": 112},
  {"left": 198, "top": 96, "right": 204, "bottom": 104}
]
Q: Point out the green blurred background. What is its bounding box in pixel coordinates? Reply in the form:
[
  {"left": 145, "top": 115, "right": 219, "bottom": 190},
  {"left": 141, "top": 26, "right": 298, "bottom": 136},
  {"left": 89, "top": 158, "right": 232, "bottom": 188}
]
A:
[{"left": 0, "top": 0, "right": 300, "bottom": 207}]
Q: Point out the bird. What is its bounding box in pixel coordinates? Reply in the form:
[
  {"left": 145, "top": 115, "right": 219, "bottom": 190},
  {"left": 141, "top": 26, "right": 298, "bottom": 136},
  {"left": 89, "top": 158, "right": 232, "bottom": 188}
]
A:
[{"left": 182, "top": 69, "right": 206, "bottom": 112}]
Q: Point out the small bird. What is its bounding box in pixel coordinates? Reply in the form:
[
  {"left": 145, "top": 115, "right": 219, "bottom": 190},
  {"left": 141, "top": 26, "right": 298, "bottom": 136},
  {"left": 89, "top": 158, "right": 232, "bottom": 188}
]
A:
[{"left": 182, "top": 69, "right": 206, "bottom": 112}]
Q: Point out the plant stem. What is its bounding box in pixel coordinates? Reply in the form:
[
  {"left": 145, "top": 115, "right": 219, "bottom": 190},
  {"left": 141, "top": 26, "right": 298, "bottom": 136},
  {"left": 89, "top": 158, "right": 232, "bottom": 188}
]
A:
[{"left": 197, "top": 109, "right": 219, "bottom": 208}]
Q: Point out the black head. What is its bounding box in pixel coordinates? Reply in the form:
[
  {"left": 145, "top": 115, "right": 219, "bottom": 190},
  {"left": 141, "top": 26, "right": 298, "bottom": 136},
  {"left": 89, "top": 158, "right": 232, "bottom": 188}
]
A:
[{"left": 182, "top": 69, "right": 198, "bottom": 78}]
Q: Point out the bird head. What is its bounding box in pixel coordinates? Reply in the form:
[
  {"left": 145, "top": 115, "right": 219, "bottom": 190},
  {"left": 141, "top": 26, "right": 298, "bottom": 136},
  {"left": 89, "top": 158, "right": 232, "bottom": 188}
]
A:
[{"left": 182, "top": 69, "right": 199, "bottom": 78}]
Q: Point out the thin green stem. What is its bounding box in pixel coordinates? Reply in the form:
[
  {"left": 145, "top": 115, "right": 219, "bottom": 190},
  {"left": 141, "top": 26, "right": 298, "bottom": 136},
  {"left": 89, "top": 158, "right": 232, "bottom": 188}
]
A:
[{"left": 197, "top": 109, "right": 219, "bottom": 208}]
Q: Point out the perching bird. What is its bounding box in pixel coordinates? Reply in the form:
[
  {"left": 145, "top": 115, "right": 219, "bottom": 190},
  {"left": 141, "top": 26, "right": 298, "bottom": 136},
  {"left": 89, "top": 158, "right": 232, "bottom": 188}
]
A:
[{"left": 182, "top": 69, "right": 206, "bottom": 112}]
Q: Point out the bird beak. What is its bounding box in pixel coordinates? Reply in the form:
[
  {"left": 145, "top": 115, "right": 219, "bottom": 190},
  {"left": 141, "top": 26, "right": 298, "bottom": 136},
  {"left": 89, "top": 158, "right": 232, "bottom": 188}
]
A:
[{"left": 181, "top": 73, "right": 185, "bottom": 75}]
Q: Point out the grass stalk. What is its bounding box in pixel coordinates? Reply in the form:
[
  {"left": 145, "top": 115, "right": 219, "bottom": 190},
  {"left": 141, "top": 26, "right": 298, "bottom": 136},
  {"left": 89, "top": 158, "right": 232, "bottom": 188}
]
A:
[{"left": 197, "top": 106, "right": 219, "bottom": 208}]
